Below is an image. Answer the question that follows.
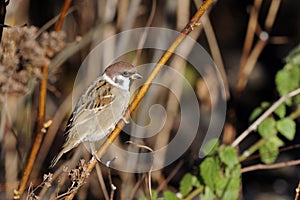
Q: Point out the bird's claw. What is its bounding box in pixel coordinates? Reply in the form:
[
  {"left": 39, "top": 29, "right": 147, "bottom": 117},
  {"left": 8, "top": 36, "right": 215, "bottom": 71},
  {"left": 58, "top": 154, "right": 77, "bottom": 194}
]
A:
[
  {"left": 122, "top": 116, "right": 129, "bottom": 124},
  {"left": 92, "top": 154, "right": 101, "bottom": 162}
]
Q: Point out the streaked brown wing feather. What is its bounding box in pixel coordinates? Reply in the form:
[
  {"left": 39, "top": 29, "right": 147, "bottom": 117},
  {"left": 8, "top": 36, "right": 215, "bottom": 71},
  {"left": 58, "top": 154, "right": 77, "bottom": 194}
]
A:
[{"left": 64, "top": 79, "right": 115, "bottom": 135}]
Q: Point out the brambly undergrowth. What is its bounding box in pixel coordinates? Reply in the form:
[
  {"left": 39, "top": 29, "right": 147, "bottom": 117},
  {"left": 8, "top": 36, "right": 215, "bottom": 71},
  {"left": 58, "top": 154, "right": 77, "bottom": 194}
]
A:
[{"left": 140, "top": 45, "right": 300, "bottom": 200}]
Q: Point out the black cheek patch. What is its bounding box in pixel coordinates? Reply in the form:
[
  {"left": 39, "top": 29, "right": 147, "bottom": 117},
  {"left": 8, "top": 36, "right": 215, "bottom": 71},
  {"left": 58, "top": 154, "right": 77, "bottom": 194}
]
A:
[{"left": 114, "top": 77, "right": 124, "bottom": 86}]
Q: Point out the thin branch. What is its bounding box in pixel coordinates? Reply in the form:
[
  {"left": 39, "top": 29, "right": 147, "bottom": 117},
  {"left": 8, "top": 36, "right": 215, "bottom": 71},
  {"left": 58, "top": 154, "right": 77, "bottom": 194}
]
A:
[
  {"left": 129, "top": 173, "right": 146, "bottom": 200},
  {"left": 49, "top": 22, "right": 108, "bottom": 74},
  {"left": 55, "top": 0, "right": 72, "bottom": 32},
  {"left": 264, "top": 0, "right": 281, "bottom": 31},
  {"left": 289, "top": 108, "right": 300, "bottom": 120},
  {"left": 236, "top": 39, "right": 267, "bottom": 92},
  {"left": 106, "top": 158, "right": 117, "bottom": 200},
  {"left": 16, "top": 66, "right": 49, "bottom": 197},
  {"left": 33, "top": 92, "right": 72, "bottom": 176},
  {"left": 238, "top": 138, "right": 266, "bottom": 162},
  {"left": 0, "top": 0, "right": 9, "bottom": 43},
  {"left": 16, "top": 0, "right": 72, "bottom": 197},
  {"left": 295, "top": 181, "right": 300, "bottom": 200},
  {"left": 64, "top": 1, "right": 215, "bottom": 199},
  {"left": 126, "top": 141, "right": 154, "bottom": 200},
  {"left": 239, "top": 0, "right": 263, "bottom": 68},
  {"left": 242, "top": 159, "right": 300, "bottom": 173},
  {"left": 241, "top": 144, "right": 300, "bottom": 162},
  {"left": 39, "top": 148, "right": 82, "bottom": 199},
  {"left": 156, "top": 160, "right": 184, "bottom": 193},
  {"left": 36, "top": 7, "right": 77, "bottom": 37},
  {"left": 232, "top": 87, "right": 300, "bottom": 147},
  {"left": 95, "top": 164, "right": 109, "bottom": 200},
  {"left": 183, "top": 185, "right": 204, "bottom": 200},
  {"left": 132, "top": 0, "right": 156, "bottom": 66},
  {"left": 236, "top": 0, "right": 281, "bottom": 93},
  {"left": 194, "top": 0, "right": 230, "bottom": 100}
]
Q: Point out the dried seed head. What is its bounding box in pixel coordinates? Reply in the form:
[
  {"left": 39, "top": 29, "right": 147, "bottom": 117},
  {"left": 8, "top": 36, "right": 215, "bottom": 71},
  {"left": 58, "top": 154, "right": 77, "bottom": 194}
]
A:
[{"left": 0, "top": 26, "right": 67, "bottom": 101}]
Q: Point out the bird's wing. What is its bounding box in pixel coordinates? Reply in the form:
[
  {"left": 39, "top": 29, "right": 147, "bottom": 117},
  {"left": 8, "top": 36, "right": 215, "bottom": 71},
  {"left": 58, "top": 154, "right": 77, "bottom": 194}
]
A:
[{"left": 64, "top": 78, "right": 115, "bottom": 135}]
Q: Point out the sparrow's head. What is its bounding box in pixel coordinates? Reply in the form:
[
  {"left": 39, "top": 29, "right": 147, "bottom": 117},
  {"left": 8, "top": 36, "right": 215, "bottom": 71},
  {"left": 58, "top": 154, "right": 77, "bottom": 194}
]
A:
[{"left": 103, "top": 61, "right": 142, "bottom": 90}]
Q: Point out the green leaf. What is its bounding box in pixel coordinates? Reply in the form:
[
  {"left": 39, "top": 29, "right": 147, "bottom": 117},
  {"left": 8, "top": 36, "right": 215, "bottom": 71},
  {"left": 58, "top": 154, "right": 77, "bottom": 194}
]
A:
[
  {"left": 258, "top": 118, "right": 277, "bottom": 138},
  {"left": 179, "top": 173, "right": 200, "bottom": 197},
  {"left": 152, "top": 190, "right": 158, "bottom": 200},
  {"left": 271, "top": 136, "right": 285, "bottom": 147},
  {"left": 180, "top": 174, "right": 193, "bottom": 197},
  {"left": 249, "top": 102, "right": 270, "bottom": 122},
  {"left": 261, "top": 101, "right": 271, "bottom": 109},
  {"left": 275, "top": 68, "right": 290, "bottom": 96},
  {"left": 259, "top": 143, "right": 278, "bottom": 164},
  {"left": 200, "top": 186, "right": 216, "bottom": 200},
  {"left": 201, "top": 138, "right": 219, "bottom": 156},
  {"left": 215, "top": 177, "right": 241, "bottom": 200},
  {"left": 218, "top": 146, "right": 239, "bottom": 169},
  {"left": 163, "top": 191, "right": 180, "bottom": 200},
  {"left": 285, "top": 44, "right": 300, "bottom": 65},
  {"left": 274, "top": 104, "right": 286, "bottom": 119},
  {"left": 249, "top": 107, "right": 263, "bottom": 122},
  {"left": 278, "top": 45, "right": 300, "bottom": 105},
  {"left": 259, "top": 137, "right": 284, "bottom": 164},
  {"left": 276, "top": 118, "right": 296, "bottom": 140},
  {"left": 200, "top": 157, "right": 220, "bottom": 191},
  {"left": 288, "top": 51, "right": 300, "bottom": 65},
  {"left": 230, "top": 164, "right": 242, "bottom": 179},
  {"left": 295, "top": 94, "right": 300, "bottom": 104},
  {"left": 221, "top": 178, "right": 241, "bottom": 200},
  {"left": 215, "top": 178, "right": 228, "bottom": 197},
  {"left": 275, "top": 64, "right": 300, "bottom": 101},
  {"left": 216, "top": 163, "right": 241, "bottom": 199},
  {"left": 139, "top": 190, "right": 157, "bottom": 200}
]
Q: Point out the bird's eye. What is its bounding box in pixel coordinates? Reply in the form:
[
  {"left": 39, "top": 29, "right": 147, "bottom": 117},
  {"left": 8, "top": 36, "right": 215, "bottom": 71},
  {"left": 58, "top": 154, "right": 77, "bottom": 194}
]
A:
[{"left": 122, "top": 71, "right": 130, "bottom": 77}]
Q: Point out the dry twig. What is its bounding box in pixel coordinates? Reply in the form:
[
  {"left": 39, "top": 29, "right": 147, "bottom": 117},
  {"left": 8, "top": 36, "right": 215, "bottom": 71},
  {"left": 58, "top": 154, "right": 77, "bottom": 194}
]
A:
[
  {"left": 95, "top": 164, "right": 109, "bottom": 200},
  {"left": 15, "top": 0, "right": 72, "bottom": 197},
  {"left": 236, "top": 0, "right": 282, "bottom": 92},
  {"left": 242, "top": 159, "right": 300, "bottom": 173},
  {"left": 232, "top": 88, "right": 300, "bottom": 147},
  {"left": 295, "top": 181, "right": 300, "bottom": 200},
  {"left": 0, "top": 0, "right": 9, "bottom": 42},
  {"left": 126, "top": 141, "right": 154, "bottom": 200}
]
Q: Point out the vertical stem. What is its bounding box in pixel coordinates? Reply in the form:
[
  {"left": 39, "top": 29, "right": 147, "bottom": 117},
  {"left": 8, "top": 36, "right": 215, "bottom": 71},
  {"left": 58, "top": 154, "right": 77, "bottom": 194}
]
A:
[
  {"left": 16, "top": 67, "right": 48, "bottom": 196},
  {"left": 294, "top": 181, "right": 300, "bottom": 200},
  {"left": 239, "top": 0, "right": 262, "bottom": 68},
  {"left": 0, "top": 0, "right": 8, "bottom": 43},
  {"left": 16, "top": 0, "right": 72, "bottom": 198},
  {"left": 237, "top": 0, "right": 281, "bottom": 93},
  {"left": 55, "top": 0, "right": 72, "bottom": 32}
]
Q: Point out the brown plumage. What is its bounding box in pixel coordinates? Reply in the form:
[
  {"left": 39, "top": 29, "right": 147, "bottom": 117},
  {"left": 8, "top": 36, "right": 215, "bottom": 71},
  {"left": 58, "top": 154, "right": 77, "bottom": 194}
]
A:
[{"left": 50, "top": 62, "right": 142, "bottom": 167}]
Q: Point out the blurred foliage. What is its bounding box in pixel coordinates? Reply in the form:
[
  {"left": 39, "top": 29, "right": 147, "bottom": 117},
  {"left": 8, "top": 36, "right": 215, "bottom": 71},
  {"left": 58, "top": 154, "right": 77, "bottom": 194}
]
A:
[
  {"left": 139, "top": 44, "right": 300, "bottom": 200},
  {"left": 249, "top": 45, "right": 299, "bottom": 165}
]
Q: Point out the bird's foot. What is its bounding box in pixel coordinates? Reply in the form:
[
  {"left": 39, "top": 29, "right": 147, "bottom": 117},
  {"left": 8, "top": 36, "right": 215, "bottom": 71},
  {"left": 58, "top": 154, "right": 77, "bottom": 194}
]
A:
[
  {"left": 122, "top": 116, "right": 129, "bottom": 124},
  {"left": 92, "top": 154, "right": 101, "bottom": 162}
]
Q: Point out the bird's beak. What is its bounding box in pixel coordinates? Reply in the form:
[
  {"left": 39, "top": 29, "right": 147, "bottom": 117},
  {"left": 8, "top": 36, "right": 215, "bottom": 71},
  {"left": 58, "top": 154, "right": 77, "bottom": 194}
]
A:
[{"left": 130, "top": 72, "right": 143, "bottom": 80}]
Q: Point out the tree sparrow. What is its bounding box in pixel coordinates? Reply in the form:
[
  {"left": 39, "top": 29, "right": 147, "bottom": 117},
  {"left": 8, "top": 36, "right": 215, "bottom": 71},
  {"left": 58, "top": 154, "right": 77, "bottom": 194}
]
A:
[{"left": 50, "top": 61, "right": 142, "bottom": 167}]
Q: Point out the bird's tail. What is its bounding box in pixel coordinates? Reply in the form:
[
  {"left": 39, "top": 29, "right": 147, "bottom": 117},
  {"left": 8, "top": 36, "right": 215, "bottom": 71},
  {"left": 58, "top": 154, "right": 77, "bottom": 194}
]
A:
[
  {"left": 49, "top": 151, "right": 64, "bottom": 168},
  {"left": 49, "top": 141, "right": 79, "bottom": 168}
]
